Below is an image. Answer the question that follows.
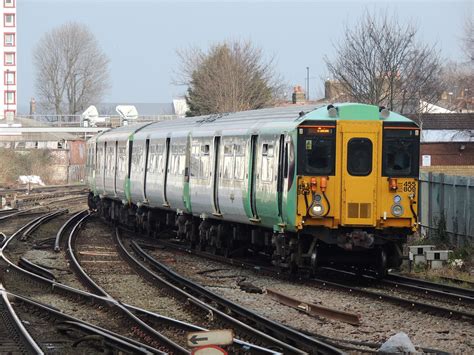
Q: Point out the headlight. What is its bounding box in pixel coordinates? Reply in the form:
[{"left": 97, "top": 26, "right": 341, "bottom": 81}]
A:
[
  {"left": 393, "top": 195, "right": 402, "bottom": 204},
  {"left": 314, "top": 194, "right": 322, "bottom": 202},
  {"left": 391, "top": 204, "right": 403, "bottom": 217},
  {"left": 311, "top": 203, "right": 324, "bottom": 216}
]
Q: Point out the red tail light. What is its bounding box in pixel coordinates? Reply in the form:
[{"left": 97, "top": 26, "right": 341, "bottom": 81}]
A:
[
  {"left": 389, "top": 178, "right": 398, "bottom": 191},
  {"left": 320, "top": 177, "right": 327, "bottom": 192}
]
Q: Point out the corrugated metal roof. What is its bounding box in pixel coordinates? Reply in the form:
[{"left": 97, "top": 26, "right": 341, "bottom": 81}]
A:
[{"left": 408, "top": 113, "right": 474, "bottom": 130}]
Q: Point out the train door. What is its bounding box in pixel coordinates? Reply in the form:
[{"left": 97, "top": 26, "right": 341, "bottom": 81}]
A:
[
  {"left": 248, "top": 135, "right": 259, "bottom": 221},
  {"left": 255, "top": 135, "right": 280, "bottom": 226},
  {"left": 163, "top": 137, "right": 171, "bottom": 206},
  {"left": 143, "top": 139, "right": 150, "bottom": 201},
  {"left": 212, "top": 136, "right": 221, "bottom": 215},
  {"left": 276, "top": 134, "right": 285, "bottom": 217},
  {"left": 102, "top": 141, "right": 107, "bottom": 193},
  {"left": 341, "top": 124, "right": 378, "bottom": 226},
  {"left": 114, "top": 141, "right": 118, "bottom": 195}
]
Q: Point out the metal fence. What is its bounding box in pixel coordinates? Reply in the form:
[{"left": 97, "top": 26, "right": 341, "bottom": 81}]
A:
[{"left": 419, "top": 172, "right": 474, "bottom": 246}]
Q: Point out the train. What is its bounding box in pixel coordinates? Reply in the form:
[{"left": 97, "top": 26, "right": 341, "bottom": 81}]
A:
[{"left": 86, "top": 103, "right": 420, "bottom": 276}]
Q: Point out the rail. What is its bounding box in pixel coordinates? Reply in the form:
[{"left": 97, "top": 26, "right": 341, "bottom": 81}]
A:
[
  {"left": 0, "top": 212, "right": 173, "bottom": 354},
  {"left": 123, "top": 232, "right": 344, "bottom": 355},
  {"left": 0, "top": 287, "right": 44, "bottom": 354},
  {"left": 67, "top": 214, "right": 190, "bottom": 354},
  {"left": 146, "top": 238, "right": 474, "bottom": 323},
  {"left": 386, "top": 273, "right": 474, "bottom": 300},
  {"left": 9, "top": 291, "right": 160, "bottom": 354}
]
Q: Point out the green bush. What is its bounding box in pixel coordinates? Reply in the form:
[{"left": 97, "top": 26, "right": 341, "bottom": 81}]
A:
[{"left": 0, "top": 148, "right": 54, "bottom": 185}]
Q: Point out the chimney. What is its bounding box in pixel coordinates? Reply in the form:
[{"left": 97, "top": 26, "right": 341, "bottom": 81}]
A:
[
  {"left": 292, "top": 85, "right": 306, "bottom": 104},
  {"left": 30, "top": 98, "right": 36, "bottom": 115}
]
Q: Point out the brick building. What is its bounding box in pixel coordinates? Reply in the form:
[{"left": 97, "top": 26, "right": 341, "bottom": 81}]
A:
[{"left": 409, "top": 113, "right": 474, "bottom": 175}]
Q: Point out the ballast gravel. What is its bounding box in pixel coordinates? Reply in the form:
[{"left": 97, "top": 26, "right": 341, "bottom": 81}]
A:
[{"left": 147, "top": 246, "right": 474, "bottom": 353}]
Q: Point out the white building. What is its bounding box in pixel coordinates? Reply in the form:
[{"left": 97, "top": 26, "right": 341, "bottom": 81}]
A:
[{"left": 0, "top": 0, "right": 16, "bottom": 120}]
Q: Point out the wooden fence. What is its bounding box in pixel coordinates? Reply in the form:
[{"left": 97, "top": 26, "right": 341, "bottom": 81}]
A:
[{"left": 419, "top": 172, "right": 474, "bottom": 246}]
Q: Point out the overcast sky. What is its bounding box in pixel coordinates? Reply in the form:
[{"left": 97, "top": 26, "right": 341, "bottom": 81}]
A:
[{"left": 18, "top": 0, "right": 471, "bottom": 113}]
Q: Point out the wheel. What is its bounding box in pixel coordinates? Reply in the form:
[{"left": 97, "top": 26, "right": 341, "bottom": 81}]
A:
[
  {"left": 375, "top": 248, "right": 388, "bottom": 279},
  {"left": 289, "top": 252, "right": 298, "bottom": 275},
  {"left": 309, "top": 250, "right": 319, "bottom": 277}
]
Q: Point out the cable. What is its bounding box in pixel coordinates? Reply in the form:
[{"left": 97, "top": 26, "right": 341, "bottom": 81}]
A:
[
  {"left": 409, "top": 199, "right": 418, "bottom": 224},
  {"left": 304, "top": 191, "right": 311, "bottom": 217},
  {"left": 322, "top": 190, "right": 331, "bottom": 217}
]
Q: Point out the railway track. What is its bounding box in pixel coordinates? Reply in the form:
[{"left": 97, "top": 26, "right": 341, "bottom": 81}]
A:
[
  {"left": 386, "top": 273, "right": 474, "bottom": 298},
  {"left": 0, "top": 183, "right": 86, "bottom": 195},
  {"left": 2, "top": 202, "right": 469, "bottom": 353},
  {"left": 115, "top": 226, "right": 343, "bottom": 354},
  {"left": 1, "top": 185, "right": 87, "bottom": 210},
  {"left": 69, "top": 214, "right": 197, "bottom": 354},
  {"left": 142, "top": 237, "right": 474, "bottom": 324},
  {"left": 0, "top": 211, "right": 175, "bottom": 353},
  {"left": 68, "top": 214, "right": 288, "bottom": 354},
  {"left": 316, "top": 267, "right": 474, "bottom": 311}
]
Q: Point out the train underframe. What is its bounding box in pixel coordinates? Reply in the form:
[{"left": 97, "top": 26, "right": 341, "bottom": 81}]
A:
[{"left": 90, "top": 193, "right": 407, "bottom": 277}]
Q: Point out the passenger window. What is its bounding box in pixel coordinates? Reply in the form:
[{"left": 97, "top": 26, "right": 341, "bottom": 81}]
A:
[
  {"left": 147, "top": 145, "right": 155, "bottom": 173},
  {"left": 347, "top": 138, "right": 372, "bottom": 176},
  {"left": 224, "top": 144, "right": 233, "bottom": 155},
  {"left": 234, "top": 143, "right": 245, "bottom": 180},
  {"left": 191, "top": 144, "right": 200, "bottom": 177},
  {"left": 201, "top": 154, "right": 210, "bottom": 178},
  {"left": 223, "top": 155, "right": 233, "bottom": 180},
  {"left": 261, "top": 142, "right": 274, "bottom": 183},
  {"left": 283, "top": 143, "right": 289, "bottom": 178}
]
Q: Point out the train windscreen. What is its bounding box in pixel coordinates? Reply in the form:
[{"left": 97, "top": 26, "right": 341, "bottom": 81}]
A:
[
  {"left": 382, "top": 128, "right": 420, "bottom": 177},
  {"left": 297, "top": 124, "right": 336, "bottom": 176}
]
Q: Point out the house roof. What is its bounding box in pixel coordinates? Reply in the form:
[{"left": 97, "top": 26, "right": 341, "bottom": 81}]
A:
[{"left": 407, "top": 113, "right": 474, "bottom": 130}]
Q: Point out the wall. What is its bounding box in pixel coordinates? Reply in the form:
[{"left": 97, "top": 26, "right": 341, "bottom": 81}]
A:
[{"left": 421, "top": 142, "right": 474, "bottom": 166}]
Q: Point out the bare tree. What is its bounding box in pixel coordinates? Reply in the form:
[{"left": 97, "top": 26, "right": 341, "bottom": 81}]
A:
[
  {"left": 34, "top": 22, "right": 110, "bottom": 115},
  {"left": 440, "top": 61, "right": 473, "bottom": 111},
  {"left": 175, "top": 40, "right": 283, "bottom": 116},
  {"left": 461, "top": 16, "right": 474, "bottom": 63},
  {"left": 324, "top": 11, "right": 443, "bottom": 114}
]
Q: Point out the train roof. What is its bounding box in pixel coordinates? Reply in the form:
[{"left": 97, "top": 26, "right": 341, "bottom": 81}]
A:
[
  {"left": 303, "top": 103, "right": 414, "bottom": 122},
  {"left": 96, "top": 122, "right": 153, "bottom": 143},
  {"left": 93, "top": 103, "right": 416, "bottom": 142}
]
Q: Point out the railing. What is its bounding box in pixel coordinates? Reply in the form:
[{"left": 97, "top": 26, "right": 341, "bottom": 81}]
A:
[{"left": 14, "top": 114, "right": 180, "bottom": 128}]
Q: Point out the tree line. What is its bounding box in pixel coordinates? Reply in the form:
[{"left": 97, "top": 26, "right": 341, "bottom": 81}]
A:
[{"left": 35, "top": 12, "right": 473, "bottom": 117}]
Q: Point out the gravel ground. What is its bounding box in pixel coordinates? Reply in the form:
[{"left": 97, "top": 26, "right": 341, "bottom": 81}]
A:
[
  {"left": 77, "top": 219, "right": 201, "bottom": 324},
  {"left": 147, "top": 244, "right": 474, "bottom": 353}
]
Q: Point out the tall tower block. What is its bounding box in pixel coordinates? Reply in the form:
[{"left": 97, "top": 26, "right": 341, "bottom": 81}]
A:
[{"left": 1, "top": 0, "right": 16, "bottom": 120}]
